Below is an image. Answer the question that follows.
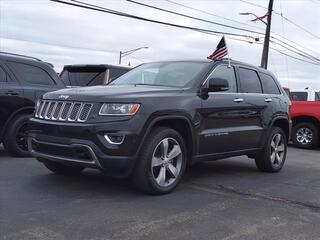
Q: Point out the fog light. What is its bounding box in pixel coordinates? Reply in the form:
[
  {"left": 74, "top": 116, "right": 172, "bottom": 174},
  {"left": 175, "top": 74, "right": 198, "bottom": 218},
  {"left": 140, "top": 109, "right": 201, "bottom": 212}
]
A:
[{"left": 104, "top": 134, "right": 125, "bottom": 145}]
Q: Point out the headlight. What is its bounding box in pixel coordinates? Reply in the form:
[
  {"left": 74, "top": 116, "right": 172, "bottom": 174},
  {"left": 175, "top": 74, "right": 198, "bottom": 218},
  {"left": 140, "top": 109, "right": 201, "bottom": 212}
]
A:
[{"left": 99, "top": 103, "right": 140, "bottom": 116}]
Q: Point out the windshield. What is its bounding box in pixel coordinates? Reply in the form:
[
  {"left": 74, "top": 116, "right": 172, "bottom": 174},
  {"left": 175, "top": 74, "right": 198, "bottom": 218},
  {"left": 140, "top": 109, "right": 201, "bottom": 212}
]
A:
[{"left": 111, "top": 62, "right": 208, "bottom": 87}]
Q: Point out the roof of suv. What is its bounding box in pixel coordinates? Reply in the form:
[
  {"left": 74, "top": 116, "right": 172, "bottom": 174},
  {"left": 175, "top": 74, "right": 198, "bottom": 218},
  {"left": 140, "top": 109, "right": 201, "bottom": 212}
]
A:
[
  {"left": 63, "top": 64, "right": 131, "bottom": 70},
  {"left": 0, "top": 52, "right": 54, "bottom": 68}
]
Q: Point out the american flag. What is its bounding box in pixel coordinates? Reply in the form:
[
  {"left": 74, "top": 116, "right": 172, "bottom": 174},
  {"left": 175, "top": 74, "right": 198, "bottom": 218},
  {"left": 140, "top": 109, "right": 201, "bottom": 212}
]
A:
[{"left": 207, "top": 36, "right": 228, "bottom": 61}]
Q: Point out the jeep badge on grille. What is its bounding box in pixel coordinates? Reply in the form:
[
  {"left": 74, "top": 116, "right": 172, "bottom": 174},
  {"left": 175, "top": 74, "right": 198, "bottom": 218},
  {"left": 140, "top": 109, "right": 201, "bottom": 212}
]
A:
[{"left": 59, "top": 95, "right": 69, "bottom": 100}]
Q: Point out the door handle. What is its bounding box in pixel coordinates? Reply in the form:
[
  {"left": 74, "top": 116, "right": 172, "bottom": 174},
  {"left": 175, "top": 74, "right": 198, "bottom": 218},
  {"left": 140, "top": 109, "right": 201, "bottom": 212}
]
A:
[
  {"left": 5, "top": 91, "right": 19, "bottom": 96},
  {"left": 233, "top": 98, "right": 244, "bottom": 103},
  {"left": 6, "top": 91, "right": 19, "bottom": 96},
  {"left": 264, "top": 98, "right": 273, "bottom": 103}
]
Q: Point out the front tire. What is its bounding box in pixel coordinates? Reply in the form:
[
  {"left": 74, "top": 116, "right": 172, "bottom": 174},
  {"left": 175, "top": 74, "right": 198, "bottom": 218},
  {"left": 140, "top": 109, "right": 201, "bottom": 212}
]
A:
[
  {"left": 132, "top": 127, "right": 187, "bottom": 195},
  {"left": 292, "top": 122, "right": 319, "bottom": 149},
  {"left": 255, "top": 127, "right": 287, "bottom": 172},
  {"left": 3, "top": 114, "right": 32, "bottom": 157},
  {"left": 39, "top": 158, "right": 85, "bottom": 174}
]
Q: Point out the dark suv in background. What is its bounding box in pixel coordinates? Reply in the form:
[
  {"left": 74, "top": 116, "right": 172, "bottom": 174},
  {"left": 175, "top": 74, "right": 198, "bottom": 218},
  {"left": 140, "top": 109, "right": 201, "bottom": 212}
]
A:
[
  {"left": 28, "top": 60, "right": 290, "bottom": 194},
  {"left": 60, "top": 64, "right": 130, "bottom": 87},
  {"left": 0, "top": 52, "right": 64, "bottom": 156}
]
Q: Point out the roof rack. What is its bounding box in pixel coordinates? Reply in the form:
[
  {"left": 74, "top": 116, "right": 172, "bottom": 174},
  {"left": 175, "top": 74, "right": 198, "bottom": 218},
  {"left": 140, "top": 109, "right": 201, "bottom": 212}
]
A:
[{"left": 0, "top": 51, "right": 43, "bottom": 62}]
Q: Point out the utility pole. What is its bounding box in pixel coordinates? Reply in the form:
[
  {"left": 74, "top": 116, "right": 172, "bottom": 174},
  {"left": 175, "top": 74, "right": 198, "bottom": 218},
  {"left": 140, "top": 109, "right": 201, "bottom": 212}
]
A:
[{"left": 260, "top": 0, "right": 274, "bottom": 69}]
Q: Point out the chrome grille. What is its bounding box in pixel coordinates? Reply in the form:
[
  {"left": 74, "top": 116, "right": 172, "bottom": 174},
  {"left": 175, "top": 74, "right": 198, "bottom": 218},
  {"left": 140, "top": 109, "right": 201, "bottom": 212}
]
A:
[{"left": 35, "top": 100, "right": 92, "bottom": 122}]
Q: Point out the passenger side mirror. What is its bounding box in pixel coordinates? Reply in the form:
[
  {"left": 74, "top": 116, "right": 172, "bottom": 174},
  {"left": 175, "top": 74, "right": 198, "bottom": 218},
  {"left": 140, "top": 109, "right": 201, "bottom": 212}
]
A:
[{"left": 207, "top": 78, "right": 229, "bottom": 92}]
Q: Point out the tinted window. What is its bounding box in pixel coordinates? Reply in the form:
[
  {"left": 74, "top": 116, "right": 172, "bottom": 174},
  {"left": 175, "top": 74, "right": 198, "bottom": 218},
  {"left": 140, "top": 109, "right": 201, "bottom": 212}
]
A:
[
  {"left": 0, "top": 67, "right": 6, "bottom": 82},
  {"left": 112, "top": 62, "right": 208, "bottom": 87},
  {"left": 61, "top": 69, "right": 105, "bottom": 86},
  {"left": 206, "top": 65, "right": 237, "bottom": 92},
  {"left": 315, "top": 92, "right": 320, "bottom": 101},
  {"left": 290, "top": 92, "right": 308, "bottom": 101},
  {"left": 260, "top": 73, "right": 281, "bottom": 94},
  {"left": 109, "top": 69, "right": 129, "bottom": 83},
  {"left": 7, "top": 62, "right": 55, "bottom": 85},
  {"left": 239, "top": 68, "right": 262, "bottom": 93}
]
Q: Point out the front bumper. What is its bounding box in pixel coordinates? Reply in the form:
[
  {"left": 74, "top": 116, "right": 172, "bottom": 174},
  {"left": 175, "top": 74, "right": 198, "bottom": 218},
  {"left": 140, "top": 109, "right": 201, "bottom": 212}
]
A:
[{"left": 28, "top": 117, "right": 144, "bottom": 177}]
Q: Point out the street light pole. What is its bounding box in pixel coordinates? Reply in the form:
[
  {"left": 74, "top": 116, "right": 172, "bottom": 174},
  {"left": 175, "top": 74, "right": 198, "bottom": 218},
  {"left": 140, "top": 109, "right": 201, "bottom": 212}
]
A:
[
  {"left": 118, "top": 46, "right": 148, "bottom": 64},
  {"left": 119, "top": 51, "right": 122, "bottom": 65},
  {"left": 260, "top": 0, "right": 274, "bottom": 69}
]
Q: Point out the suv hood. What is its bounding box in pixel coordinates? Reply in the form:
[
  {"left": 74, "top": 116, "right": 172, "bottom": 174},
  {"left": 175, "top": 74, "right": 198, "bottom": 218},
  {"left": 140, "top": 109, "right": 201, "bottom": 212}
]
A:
[{"left": 43, "top": 85, "right": 183, "bottom": 102}]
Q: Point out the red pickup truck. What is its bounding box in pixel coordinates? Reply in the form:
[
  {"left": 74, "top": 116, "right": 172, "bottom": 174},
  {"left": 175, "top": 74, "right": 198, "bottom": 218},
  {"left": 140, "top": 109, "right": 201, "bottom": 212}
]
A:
[{"left": 290, "top": 92, "right": 320, "bottom": 148}]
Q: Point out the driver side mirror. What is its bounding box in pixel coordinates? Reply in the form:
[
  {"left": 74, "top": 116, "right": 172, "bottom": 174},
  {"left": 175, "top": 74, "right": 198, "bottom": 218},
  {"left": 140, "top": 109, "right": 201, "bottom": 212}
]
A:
[
  {"left": 208, "top": 78, "right": 229, "bottom": 92},
  {"left": 199, "top": 78, "right": 229, "bottom": 99}
]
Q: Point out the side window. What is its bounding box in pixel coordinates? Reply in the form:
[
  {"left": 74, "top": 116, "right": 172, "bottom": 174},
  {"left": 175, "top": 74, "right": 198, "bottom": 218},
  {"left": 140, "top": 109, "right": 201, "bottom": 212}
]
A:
[
  {"left": 259, "top": 73, "right": 281, "bottom": 94},
  {"left": 7, "top": 61, "right": 55, "bottom": 86},
  {"left": 290, "top": 92, "right": 308, "bottom": 101},
  {"left": 0, "top": 66, "right": 6, "bottom": 82},
  {"left": 238, "top": 67, "right": 262, "bottom": 93},
  {"left": 206, "top": 65, "right": 237, "bottom": 92}
]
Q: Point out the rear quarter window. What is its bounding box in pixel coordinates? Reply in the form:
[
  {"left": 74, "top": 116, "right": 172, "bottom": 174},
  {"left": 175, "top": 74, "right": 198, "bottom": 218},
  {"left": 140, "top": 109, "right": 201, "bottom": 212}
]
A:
[
  {"left": 259, "top": 73, "right": 281, "bottom": 94},
  {"left": 7, "top": 61, "right": 55, "bottom": 86},
  {"left": 238, "top": 67, "right": 262, "bottom": 93}
]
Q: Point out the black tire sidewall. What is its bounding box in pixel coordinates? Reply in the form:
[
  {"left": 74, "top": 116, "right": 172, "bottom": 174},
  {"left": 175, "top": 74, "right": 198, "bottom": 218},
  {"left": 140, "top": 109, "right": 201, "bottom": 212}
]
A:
[
  {"left": 292, "top": 122, "right": 319, "bottom": 149},
  {"left": 269, "top": 127, "right": 287, "bottom": 171},
  {"left": 3, "top": 114, "right": 32, "bottom": 157},
  {"left": 256, "top": 127, "right": 287, "bottom": 172},
  {"left": 135, "top": 127, "right": 187, "bottom": 194}
]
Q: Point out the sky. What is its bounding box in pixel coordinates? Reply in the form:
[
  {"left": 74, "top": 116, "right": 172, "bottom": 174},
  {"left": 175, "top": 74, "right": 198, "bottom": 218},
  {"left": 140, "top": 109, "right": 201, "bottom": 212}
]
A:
[{"left": 0, "top": 0, "right": 319, "bottom": 90}]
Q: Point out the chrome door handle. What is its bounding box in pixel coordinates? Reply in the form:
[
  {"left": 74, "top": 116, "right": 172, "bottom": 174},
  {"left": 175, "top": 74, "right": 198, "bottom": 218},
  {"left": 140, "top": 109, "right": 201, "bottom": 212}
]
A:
[
  {"left": 265, "top": 98, "right": 273, "bottom": 103},
  {"left": 234, "top": 98, "right": 244, "bottom": 103}
]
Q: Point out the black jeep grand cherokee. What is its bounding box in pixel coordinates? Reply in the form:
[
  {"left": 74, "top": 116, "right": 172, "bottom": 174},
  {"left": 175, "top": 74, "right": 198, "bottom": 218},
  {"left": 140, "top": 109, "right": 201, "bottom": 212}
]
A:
[{"left": 28, "top": 60, "right": 290, "bottom": 194}]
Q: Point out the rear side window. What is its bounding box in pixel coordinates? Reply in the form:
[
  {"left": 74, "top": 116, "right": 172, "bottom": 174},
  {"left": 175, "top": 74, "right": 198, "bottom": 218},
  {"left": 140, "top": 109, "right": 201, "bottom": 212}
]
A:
[
  {"left": 290, "top": 92, "right": 308, "bottom": 101},
  {"left": 259, "top": 73, "right": 281, "bottom": 94},
  {"left": 238, "top": 67, "right": 262, "bottom": 93},
  {"left": 7, "top": 62, "right": 55, "bottom": 86},
  {"left": 316, "top": 92, "right": 320, "bottom": 101}
]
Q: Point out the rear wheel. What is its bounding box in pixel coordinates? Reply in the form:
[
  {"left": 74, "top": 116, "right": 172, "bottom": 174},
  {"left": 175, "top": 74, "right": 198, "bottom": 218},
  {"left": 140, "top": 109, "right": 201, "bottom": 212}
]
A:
[
  {"left": 39, "top": 159, "right": 85, "bottom": 174},
  {"left": 292, "top": 122, "right": 319, "bottom": 149},
  {"left": 255, "top": 127, "right": 287, "bottom": 172},
  {"left": 3, "top": 114, "right": 32, "bottom": 157},
  {"left": 132, "top": 127, "right": 187, "bottom": 195}
]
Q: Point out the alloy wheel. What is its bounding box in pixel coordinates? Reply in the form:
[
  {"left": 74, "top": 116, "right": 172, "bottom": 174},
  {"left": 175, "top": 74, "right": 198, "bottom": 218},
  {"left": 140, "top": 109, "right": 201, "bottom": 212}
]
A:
[
  {"left": 151, "top": 137, "right": 183, "bottom": 188},
  {"left": 296, "top": 127, "right": 313, "bottom": 145},
  {"left": 270, "top": 133, "right": 285, "bottom": 167}
]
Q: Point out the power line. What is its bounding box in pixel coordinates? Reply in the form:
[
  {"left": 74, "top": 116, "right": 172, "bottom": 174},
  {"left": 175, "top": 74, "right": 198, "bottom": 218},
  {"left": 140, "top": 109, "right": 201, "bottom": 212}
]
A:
[
  {"left": 240, "top": 0, "right": 320, "bottom": 39},
  {"left": 164, "top": 0, "right": 266, "bottom": 32},
  {"left": 168, "top": 0, "right": 320, "bottom": 57},
  {"left": 60, "top": 0, "right": 253, "bottom": 38},
  {"left": 127, "top": 0, "right": 265, "bottom": 35},
  {"left": 52, "top": 0, "right": 320, "bottom": 65},
  {"left": 127, "top": 0, "right": 320, "bottom": 64}
]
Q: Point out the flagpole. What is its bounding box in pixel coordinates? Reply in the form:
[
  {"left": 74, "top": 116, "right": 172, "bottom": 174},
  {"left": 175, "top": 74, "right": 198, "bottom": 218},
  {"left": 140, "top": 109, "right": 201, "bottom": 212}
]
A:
[{"left": 224, "top": 35, "right": 231, "bottom": 68}]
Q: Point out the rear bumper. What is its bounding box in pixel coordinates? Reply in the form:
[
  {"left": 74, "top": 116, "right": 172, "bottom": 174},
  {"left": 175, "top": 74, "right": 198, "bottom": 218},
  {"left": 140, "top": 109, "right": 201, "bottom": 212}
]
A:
[{"left": 27, "top": 117, "right": 143, "bottom": 178}]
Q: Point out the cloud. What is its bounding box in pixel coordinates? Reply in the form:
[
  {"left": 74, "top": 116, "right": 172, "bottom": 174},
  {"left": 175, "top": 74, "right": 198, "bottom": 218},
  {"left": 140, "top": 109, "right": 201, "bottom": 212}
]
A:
[{"left": 0, "top": 0, "right": 319, "bottom": 89}]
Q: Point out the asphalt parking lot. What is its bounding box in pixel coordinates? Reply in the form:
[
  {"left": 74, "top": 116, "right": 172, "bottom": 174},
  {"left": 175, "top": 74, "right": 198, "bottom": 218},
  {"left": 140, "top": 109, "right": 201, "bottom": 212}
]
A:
[{"left": 1, "top": 146, "right": 320, "bottom": 240}]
